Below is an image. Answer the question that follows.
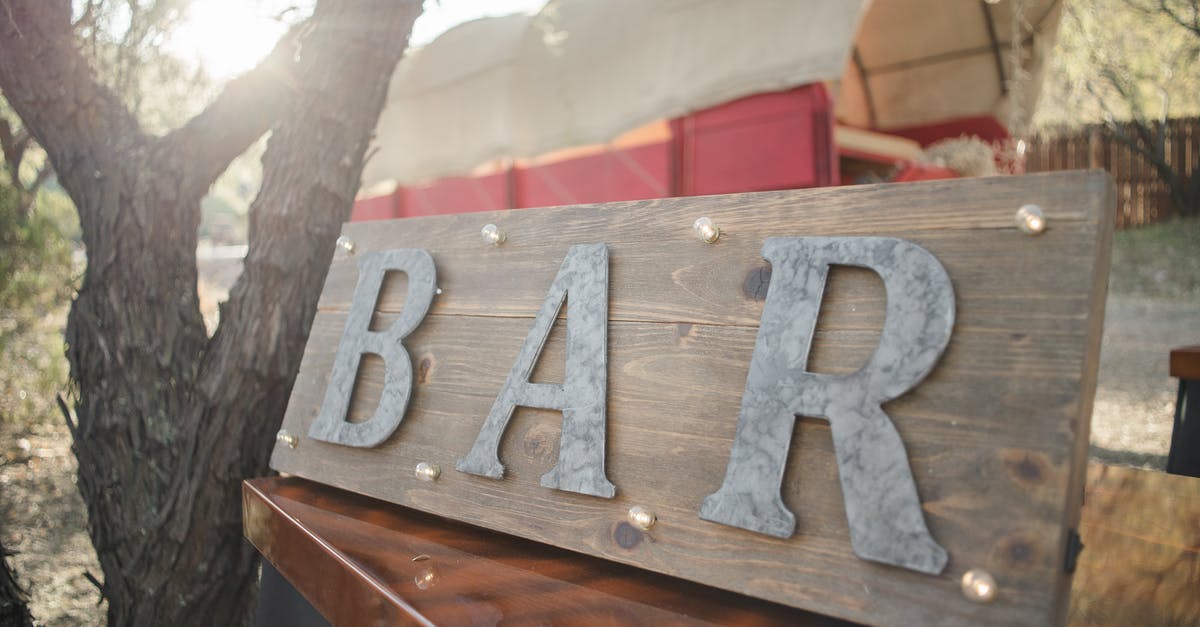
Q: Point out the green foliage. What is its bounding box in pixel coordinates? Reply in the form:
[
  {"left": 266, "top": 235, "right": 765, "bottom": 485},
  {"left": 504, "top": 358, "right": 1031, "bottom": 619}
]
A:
[
  {"left": 0, "top": 183, "right": 75, "bottom": 426},
  {"left": 73, "top": 0, "right": 214, "bottom": 133},
  {"left": 73, "top": 1, "right": 260, "bottom": 240},
  {"left": 1109, "top": 215, "right": 1200, "bottom": 299},
  {"left": 1035, "top": 2, "right": 1200, "bottom": 217},
  {"left": 1035, "top": 0, "right": 1200, "bottom": 128},
  {"left": 33, "top": 184, "right": 81, "bottom": 244}
]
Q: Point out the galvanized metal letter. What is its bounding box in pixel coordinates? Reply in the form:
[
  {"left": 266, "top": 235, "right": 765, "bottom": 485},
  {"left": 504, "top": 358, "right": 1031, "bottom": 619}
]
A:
[
  {"left": 307, "top": 249, "right": 437, "bottom": 447},
  {"left": 699, "top": 237, "right": 954, "bottom": 575},
  {"left": 457, "top": 243, "right": 616, "bottom": 498}
]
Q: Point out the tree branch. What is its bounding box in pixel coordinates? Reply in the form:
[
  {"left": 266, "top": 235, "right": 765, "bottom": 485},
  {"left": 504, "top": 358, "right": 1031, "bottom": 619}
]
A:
[
  {"left": 191, "top": 0, "right": 422, "bottom": 474},
  {"left": 154, "top": 20, "right": 306, "bottom": 198},
  {"left": 0, "top": 0, "right": 145, "bottom": 208},
  {"left": 1157, "top": 0, "right": 1200, "bottom": 37},
  {"left": 0, "top": 112, "right": 52, "bottom": 217},
  {"left": 28, "top": 161, "right": 49, "bottom": 190},
  {"left": 70, "top": 0, "right": 98, "bottom": 32},
  {"left": 106, "top": 1, "right": 187, "bottom": 100},
  {"left": 0, "top": 114, "right": 23, "bottom": 188}
]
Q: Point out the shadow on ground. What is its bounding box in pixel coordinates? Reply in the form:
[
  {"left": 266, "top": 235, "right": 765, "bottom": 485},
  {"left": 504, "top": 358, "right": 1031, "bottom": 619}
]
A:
[{"left": 1089, "top": 444, "right": 1168, "bottom": 470}]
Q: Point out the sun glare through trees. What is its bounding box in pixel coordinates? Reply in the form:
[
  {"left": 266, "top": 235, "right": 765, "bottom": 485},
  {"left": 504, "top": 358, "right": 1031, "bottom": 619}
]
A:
[{"left": 165, "top": 0, "right": 548, "bottom": 80}]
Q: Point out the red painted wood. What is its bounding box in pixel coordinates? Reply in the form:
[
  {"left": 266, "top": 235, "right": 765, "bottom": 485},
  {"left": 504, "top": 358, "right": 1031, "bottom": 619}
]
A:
[
  {"left": 351, "top": 91, "right": 1018, "bottom": 219},
  {"left": 352, "top": 84, "right": 838, "bottom": 218},
  {"left": 679, "top": 85, "right": 835, "bottom": 196},
  {"left": 892, "top": 163, "right": 960, "bottom": 182},
  {"left": 349, "top": 191, "right": 399, "bottom": 222},
  {"left": 884, "top": 115, "right": 1010, "bottom": 147},
  {"left": 244, "top": 476, "right": 848, "bottom": 626},
  {"left": 514, "top": 142, "right": 672, "bottom": 208},
  {"left": 398, "top": 171, "right": 508, "bottom": 217}
]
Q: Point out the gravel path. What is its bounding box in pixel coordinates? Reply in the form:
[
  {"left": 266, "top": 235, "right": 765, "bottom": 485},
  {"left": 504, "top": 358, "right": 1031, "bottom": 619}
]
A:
[{"left": 1091, "top": 295, "right": 1198, "bottom": 467}]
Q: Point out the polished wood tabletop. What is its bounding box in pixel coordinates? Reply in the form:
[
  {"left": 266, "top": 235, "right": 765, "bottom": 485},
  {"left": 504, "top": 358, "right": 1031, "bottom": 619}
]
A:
[
  {"left": 244, "top": 476, "right": 852, "bottom": 626},
  {"left": 247, "top": 462, "right": 1200, "bottom": 626},
  {"left": 1170, "top": 345, "right": 1200, "bottom": 380}
]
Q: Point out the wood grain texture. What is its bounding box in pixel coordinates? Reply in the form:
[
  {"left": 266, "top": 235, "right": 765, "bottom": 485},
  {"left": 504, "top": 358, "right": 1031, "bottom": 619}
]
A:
[
  {"left": 271, "top": 171, "right": 1115, "bottom": 626},
  {"left": 245, "top": 476, "right": 849, "bottom": 626},
  {"left": 1170, "top": 345, "right": 1200, "bottom": 380},
  {"left": 244, "top": 466, "right": 1200, "bottom": 627},
  {"left": 1068, "top": 464, "right": 1200, "bottom": 626}
]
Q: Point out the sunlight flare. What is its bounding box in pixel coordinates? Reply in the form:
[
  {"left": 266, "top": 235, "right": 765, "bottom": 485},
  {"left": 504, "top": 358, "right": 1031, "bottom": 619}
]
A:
[{"left": 165, "top": 0, "right": 301, "bottom": 80}]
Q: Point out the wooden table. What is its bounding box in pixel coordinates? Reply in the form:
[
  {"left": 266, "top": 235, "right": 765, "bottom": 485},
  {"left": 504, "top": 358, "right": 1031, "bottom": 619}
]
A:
[
  {"left": 244, "top": 476, "right": 848, "bottom": 626},
  {"left": 1168, "top": 345, "right": 1200, "bottom": 476},
  {"left": 246, "top": 462, "right": 1200, "bottom": 626},
  {"left": 1068, "top": 463, "right": 1200, "bottom": 625}
]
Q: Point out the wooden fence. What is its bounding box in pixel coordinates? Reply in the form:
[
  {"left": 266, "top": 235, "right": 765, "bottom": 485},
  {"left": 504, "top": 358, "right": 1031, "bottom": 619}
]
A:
[{"left": 1024, "top": 118, "right": 1199, "bottom": 228}]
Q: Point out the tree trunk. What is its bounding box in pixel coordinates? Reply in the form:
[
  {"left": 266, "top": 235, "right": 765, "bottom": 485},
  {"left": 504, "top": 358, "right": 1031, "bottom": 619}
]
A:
[
  {"left": 0, "top": 536, "right": 33, "bottom": 627},
  {"left": 0, "top": 1, "right": 420, "bottom": 624}
]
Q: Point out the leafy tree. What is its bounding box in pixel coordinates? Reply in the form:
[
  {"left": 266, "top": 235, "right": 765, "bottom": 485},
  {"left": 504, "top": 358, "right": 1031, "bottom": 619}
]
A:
[
  {"left": 1036, "top": 0, "right": 1200, "bottom": 216},
  {"left": 0, "top": 185, "right": 73, "bottom": 352},
  {"left": 0, "top": 181, "right": 38, "bottom": 627},
  {"left": 0, "top": 105, "right": 51, "bottom": 219},
  {"left": 0, "top": 1, "right": 421, "bottom": 625},
  {"left": 0, "top": 1, "right": 205, "bottom": 217}
]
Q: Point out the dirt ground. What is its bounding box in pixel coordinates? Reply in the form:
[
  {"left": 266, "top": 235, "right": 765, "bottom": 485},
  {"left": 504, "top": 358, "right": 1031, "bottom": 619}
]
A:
[
  {"left": 1, "top": 239, "right": 1197, "bottom": 625},
  {"left": 1, "top": 421, "right": 104, "bottom": 625}
]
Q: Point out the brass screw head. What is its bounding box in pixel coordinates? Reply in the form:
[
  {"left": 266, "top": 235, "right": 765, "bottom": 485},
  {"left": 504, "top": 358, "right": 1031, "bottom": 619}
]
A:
[
  {"left": 961, "top": 568, "right": 997, "bottom": 603},
  {"left": 415, "top": 462, "right": 441, "bottom": 482},
  {"left": 1016, "top": 204, "right": 1046, "bottom": 235},
  {"left": 276, "top": 430, "right": 298, "bottom": 449},
  {"left": 481, "top": 223, "right": 506, "bottom": 246},
  {"left": 692, "top": 216, "right": 720, "bottom": 243},
  {"left": 627, "top": 505, "right": 656, "bottom": 530}
]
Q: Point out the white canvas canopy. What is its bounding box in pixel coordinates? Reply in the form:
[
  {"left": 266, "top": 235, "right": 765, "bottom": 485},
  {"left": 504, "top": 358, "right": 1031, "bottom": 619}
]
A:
[{"left": 362, "top": 0, "right": 1062, "bottom": 188}]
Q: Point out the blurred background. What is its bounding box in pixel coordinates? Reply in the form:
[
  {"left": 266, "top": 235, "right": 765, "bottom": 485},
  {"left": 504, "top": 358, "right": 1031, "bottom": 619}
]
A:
[{"left": 1, "top": 1, "right": 1197, "bottom": 623}]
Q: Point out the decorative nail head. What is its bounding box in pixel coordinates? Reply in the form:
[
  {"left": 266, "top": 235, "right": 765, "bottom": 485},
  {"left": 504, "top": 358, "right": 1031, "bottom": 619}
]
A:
[
  {"left": 628, "top": 505, "right": 656, "bottom": 530},
  {"left": 1016, "top": 204, "right": 1046, "bottom": 235}
]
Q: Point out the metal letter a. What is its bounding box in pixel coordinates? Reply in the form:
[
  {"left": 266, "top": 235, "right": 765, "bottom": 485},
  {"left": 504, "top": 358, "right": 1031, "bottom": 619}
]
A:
[{"left": 457, "top": 243, "right": 616, "bottom": 499}]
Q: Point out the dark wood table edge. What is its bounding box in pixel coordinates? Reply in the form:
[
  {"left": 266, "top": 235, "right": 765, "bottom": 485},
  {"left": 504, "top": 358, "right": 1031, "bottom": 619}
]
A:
[
  {"left": 1170, "top": 345, "right": 1200, "bottom": 381},
  {"left": 244, "top": 477, "right": 433, "bottom": 626},
  {"left": 243, "top": 476, "right": 853, "bottom": 626}
]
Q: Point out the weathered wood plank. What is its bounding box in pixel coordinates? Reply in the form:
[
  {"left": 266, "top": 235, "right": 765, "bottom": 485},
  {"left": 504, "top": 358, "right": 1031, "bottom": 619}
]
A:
[
  {"left": 317, "top": 173, "right": 1104, "bottom": 329},
  {"left": 272, "top": 172, "right": 1114, "bottom": 626},
  {"left": 277, "top": 315, "right": 1072, "bottom": 624},
  {"left": 318, "top": 228, "right": 1101, "bottom": 330}
]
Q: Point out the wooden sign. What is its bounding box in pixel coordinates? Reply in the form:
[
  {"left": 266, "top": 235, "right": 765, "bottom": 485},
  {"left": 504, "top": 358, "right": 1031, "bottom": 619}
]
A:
[{"left": 271, "top": 171, "right": 1114, "bottom": 626}]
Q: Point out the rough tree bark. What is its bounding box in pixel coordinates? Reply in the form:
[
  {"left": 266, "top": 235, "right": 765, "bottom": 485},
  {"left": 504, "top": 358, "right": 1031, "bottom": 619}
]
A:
[
  {"left": 0, "top": 1, "right": 421, "bottom": 624},
  {"left": 0, "top": 536, "right": 33, "bottom": 627}
]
